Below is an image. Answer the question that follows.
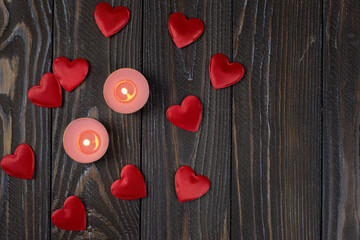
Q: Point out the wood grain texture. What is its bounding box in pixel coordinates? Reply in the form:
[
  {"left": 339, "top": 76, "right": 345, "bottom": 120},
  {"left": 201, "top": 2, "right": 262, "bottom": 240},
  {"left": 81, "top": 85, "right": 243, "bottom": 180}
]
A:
[
  {"left": 2, "top": 0, "right": 360, "bottom": 239},
  {"left": 51, "top": 0, "right": 142, "bottom": 239},
  {"left": 0, "top": 0, "right": 52, "bottom": 239},
  {"left": 141, "top": 1, "right": 232, "bottom": 239},
  {"left": 322, "top": 0, "right": 360, "bottom": 239},
  {"left": 232, "top": 0, "right": 322, "bottom": 239}
]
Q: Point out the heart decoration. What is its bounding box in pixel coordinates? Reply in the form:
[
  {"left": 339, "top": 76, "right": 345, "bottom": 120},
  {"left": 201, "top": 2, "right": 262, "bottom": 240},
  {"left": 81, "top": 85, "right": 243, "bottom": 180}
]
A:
[
  {"left": 111, "top": 165, "right": 147, "bottom": 200},
  {"left": 51, "top": 196, "right": 86, "bottom": 231},
  {"left": 94, "top": 2, "right": 130, "bottom": 37},
  {"left": 28, "top": 73, "right": 62, "bottom": 108},
  {"left": 0, "top": 143, "right": 34, "bottom": 179},
  {"left": 166, "top": 95, "right": 202, "bottom": 132},
  {"left": 175, "top": 166, "right": 210, "bottom": 202},
  {"left": 168, "top": 12, "right": 204, "bottom": 48},
  {"left": 53, "top": 57, "right": 89, "bottom": 92},
  {"left": 209, "top": 53, "right": 245, "bottom": 89}
]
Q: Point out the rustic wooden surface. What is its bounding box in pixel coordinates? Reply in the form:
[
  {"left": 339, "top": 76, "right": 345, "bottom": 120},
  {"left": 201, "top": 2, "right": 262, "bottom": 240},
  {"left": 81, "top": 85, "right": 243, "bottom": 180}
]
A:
[
  {"left": 51, "top": 0, "right": 142, "bottom": 239},
  {"left": 0, "top": 0, "right": 359, "bottom": 239},
  {"left": 0, "top": 0, "right": 52, "bottom": 239},
  {"left": 322, "top": 0, "right": 360, "bottom": 239},
  {"left": 232, "top": 1, "right": 322, "bottom": 239},
  {"left": 141, "top": 1, "right": 231, "bottom": 239}
]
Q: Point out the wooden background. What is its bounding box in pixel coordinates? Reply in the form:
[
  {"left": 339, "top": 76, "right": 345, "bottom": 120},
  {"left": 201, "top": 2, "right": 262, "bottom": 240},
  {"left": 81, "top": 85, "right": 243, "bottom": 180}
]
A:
[{"left": 0, "top": 0, "right": 359, "bottom": 239}]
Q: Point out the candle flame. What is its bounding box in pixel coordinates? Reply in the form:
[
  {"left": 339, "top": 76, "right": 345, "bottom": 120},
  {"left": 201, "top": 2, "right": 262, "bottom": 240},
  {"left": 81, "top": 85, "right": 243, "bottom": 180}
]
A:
[
  {"left": 83, "top": 139, "right": 90, "bottom": 146},
  {"left": 121, "top": 88, "right": 128, "bottom": 95}
]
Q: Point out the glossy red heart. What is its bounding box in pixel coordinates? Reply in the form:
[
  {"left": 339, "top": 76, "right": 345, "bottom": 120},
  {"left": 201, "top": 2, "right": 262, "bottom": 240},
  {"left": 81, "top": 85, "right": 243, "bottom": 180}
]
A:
[
  {"left": 52, "top": 57, "right": 89, "bottom": 92},
  {"left": 111, "top": 165, "right": 146, "bottom": 200},
  {"left": 27, "top": 73, "right": 62, "bottom": 108},
  {"left": 0, "top": 144, "right": 34, "bottom": 179},
  {"left": 166, "top": 95, "right": 202, "bottom": 132},
  {"left": 209, "top": 53, "right": 245, "bottom": 89},
  {"left": 175, "top": 166, "right": 210, "bottom": 202},
  {"left": 168, "top": 12, "right": 204, "bottom": 48},
  {"left": 94, "top": 2, "right": 130, "bottom": 37},
  {"left": 51, "top": 196, "right": 86, "bottom": 231}
]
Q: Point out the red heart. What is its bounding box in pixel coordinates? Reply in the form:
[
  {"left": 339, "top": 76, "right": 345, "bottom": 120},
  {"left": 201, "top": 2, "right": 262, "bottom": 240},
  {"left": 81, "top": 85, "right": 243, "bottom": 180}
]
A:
[
  {"left": 166, "top": 95, "right": 202, "bottom": 132},
  {"left": 111, "top": 165, "right": 146, "bottom": 200},
  {"left": 52, "top": 57, "right": 89, "bottom": 92},
  {"left": 168, "top": 12, "right": 204, "bottom": 48},
  {"left": 0, "top": 144, "right": 34, "bottom": 179},
  {"left": 27, "top": 73, "right": 62, "bottom": 108},
  {"left": 51, "top": 196, "right": 86, "bottom": 231},
  {"left": 175, "top": 166, "right": 210, "bottom": 202},
  {"left": 94, "top": 2, "right": 130, "bottom": 37},
  {"left": 209, "top": 53, "right": 245, "bottom": 89}
]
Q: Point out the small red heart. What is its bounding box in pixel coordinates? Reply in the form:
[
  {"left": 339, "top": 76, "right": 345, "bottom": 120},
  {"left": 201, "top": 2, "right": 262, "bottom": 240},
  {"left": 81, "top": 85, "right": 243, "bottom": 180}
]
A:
[
  {"left": 111, "top": 165, "right": 146, "bottom": 200},
  {"left": 175, "top": 166, "right": 210, "bottom": 202},
  {"left": 0, "top": 144, "right": 34, "bottom": 179},
  {"left": 51, "top": 196, "right": 86, "bottom": 231},
  {"left": 94, "top": 2, "right": 130, "bottom": 37},
  {"left": 27, "top": 73, "right": 62, "bottom": 108},
  {"left": 52, "top": 57, "right": 89, "bottom": 92},
  {"left": 209, "top": 53, "right": 245, "bottom": 89},
  {"left": 168, "top": 12, "right": 204, "bottom": 48},
  {"left": 166, "top": 95, "right": 202, "bottom": 132}
]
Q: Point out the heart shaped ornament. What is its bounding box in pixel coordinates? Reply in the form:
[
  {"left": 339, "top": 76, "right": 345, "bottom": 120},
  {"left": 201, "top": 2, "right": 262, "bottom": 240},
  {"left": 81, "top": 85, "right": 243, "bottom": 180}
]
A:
[
  {"left": 51, "top": 196, "right": 86, "bottom": 231},
  {"left": 0, "top": 144, "right": 34, "bottom": 179},
  {"left": 168, "top": 12, "right": 204, "bottom": 48},
  {"left": 111, "top": 165, "right": 146, "bottom": 200},
  {"left": 94, "top": 2, "right": 130, "bottom": 37},
  {"left": 53, "top": 57, "right": 89, "bottom": 92},
  {"left": 28, "top": 73, "right": 62, "bottom": 108},
  {"left": 209, "top": 53, "right": 245, "bottom": 89},
  {"left": 175, "top": 166, "right": 210, "bottom": 202},
  {"left": 166, "top": 95, "right": 202, "bottom": 132}
]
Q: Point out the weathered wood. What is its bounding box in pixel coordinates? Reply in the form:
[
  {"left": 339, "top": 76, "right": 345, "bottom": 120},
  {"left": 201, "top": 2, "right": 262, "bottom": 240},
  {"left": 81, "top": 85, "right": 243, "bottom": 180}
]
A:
[
  {"left": 322, "top": 0, "right": 360, "bottom": 239},
  {"left": 4, "top": 0, "right": 360, "bottom": 239},
  {"left": 141, "top": 1, "right": 232, "bottom": 239},
  {"left": 51, "top": 0, "right": 142, "bottom": 238},
  {"left": 0, "top": 0, "right": 52, "bottom": 239},
  {"left": 232, "top": 0, "right": 322, "bottom": 239}
]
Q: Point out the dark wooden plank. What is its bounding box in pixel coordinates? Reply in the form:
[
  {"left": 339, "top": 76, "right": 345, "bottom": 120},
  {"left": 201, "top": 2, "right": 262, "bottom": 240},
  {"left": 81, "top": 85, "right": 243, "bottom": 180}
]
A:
[
  {"left": 322, "top": 0, "right": 360, "bottom": 239},
  {"left": 0, "top": 0, "right": 52, "bottom": 239},
  {"left": 141, "top": 1, "right": 232, "bottom": 239},
  {"left": 51, "top": 0, "right": 142, "bottom": 238},
  {"left": 232, "top": 1, "right": 322, "bottom": 239}
]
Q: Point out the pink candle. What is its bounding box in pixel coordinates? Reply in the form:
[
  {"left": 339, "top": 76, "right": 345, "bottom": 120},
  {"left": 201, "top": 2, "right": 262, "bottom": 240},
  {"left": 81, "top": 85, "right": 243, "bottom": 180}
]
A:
[
  {"left": 103, "top": 68, "right": 149, "bottom": 114},
  {"left": 63, "top": 118, "right": 109, "bottom": 163}
]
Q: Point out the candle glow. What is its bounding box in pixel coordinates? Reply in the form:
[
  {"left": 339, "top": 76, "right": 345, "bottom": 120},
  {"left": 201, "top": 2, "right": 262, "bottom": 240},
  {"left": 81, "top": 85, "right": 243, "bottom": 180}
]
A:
[
  {"left": 115, "top": 80, "right": 136, "bottom": 102},
  {"left": 77, "top": 130, "right": 100, "bottom": 155}
]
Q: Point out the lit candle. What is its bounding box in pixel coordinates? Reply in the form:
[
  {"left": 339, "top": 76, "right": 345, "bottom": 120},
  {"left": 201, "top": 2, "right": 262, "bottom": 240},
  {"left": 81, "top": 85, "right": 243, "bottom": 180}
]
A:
[
  {"left": 103, "top": 68, "right": 149, "bottom": 114},
  {"left": 63, "top": 118, "right": 109, "bottom": 163}
]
